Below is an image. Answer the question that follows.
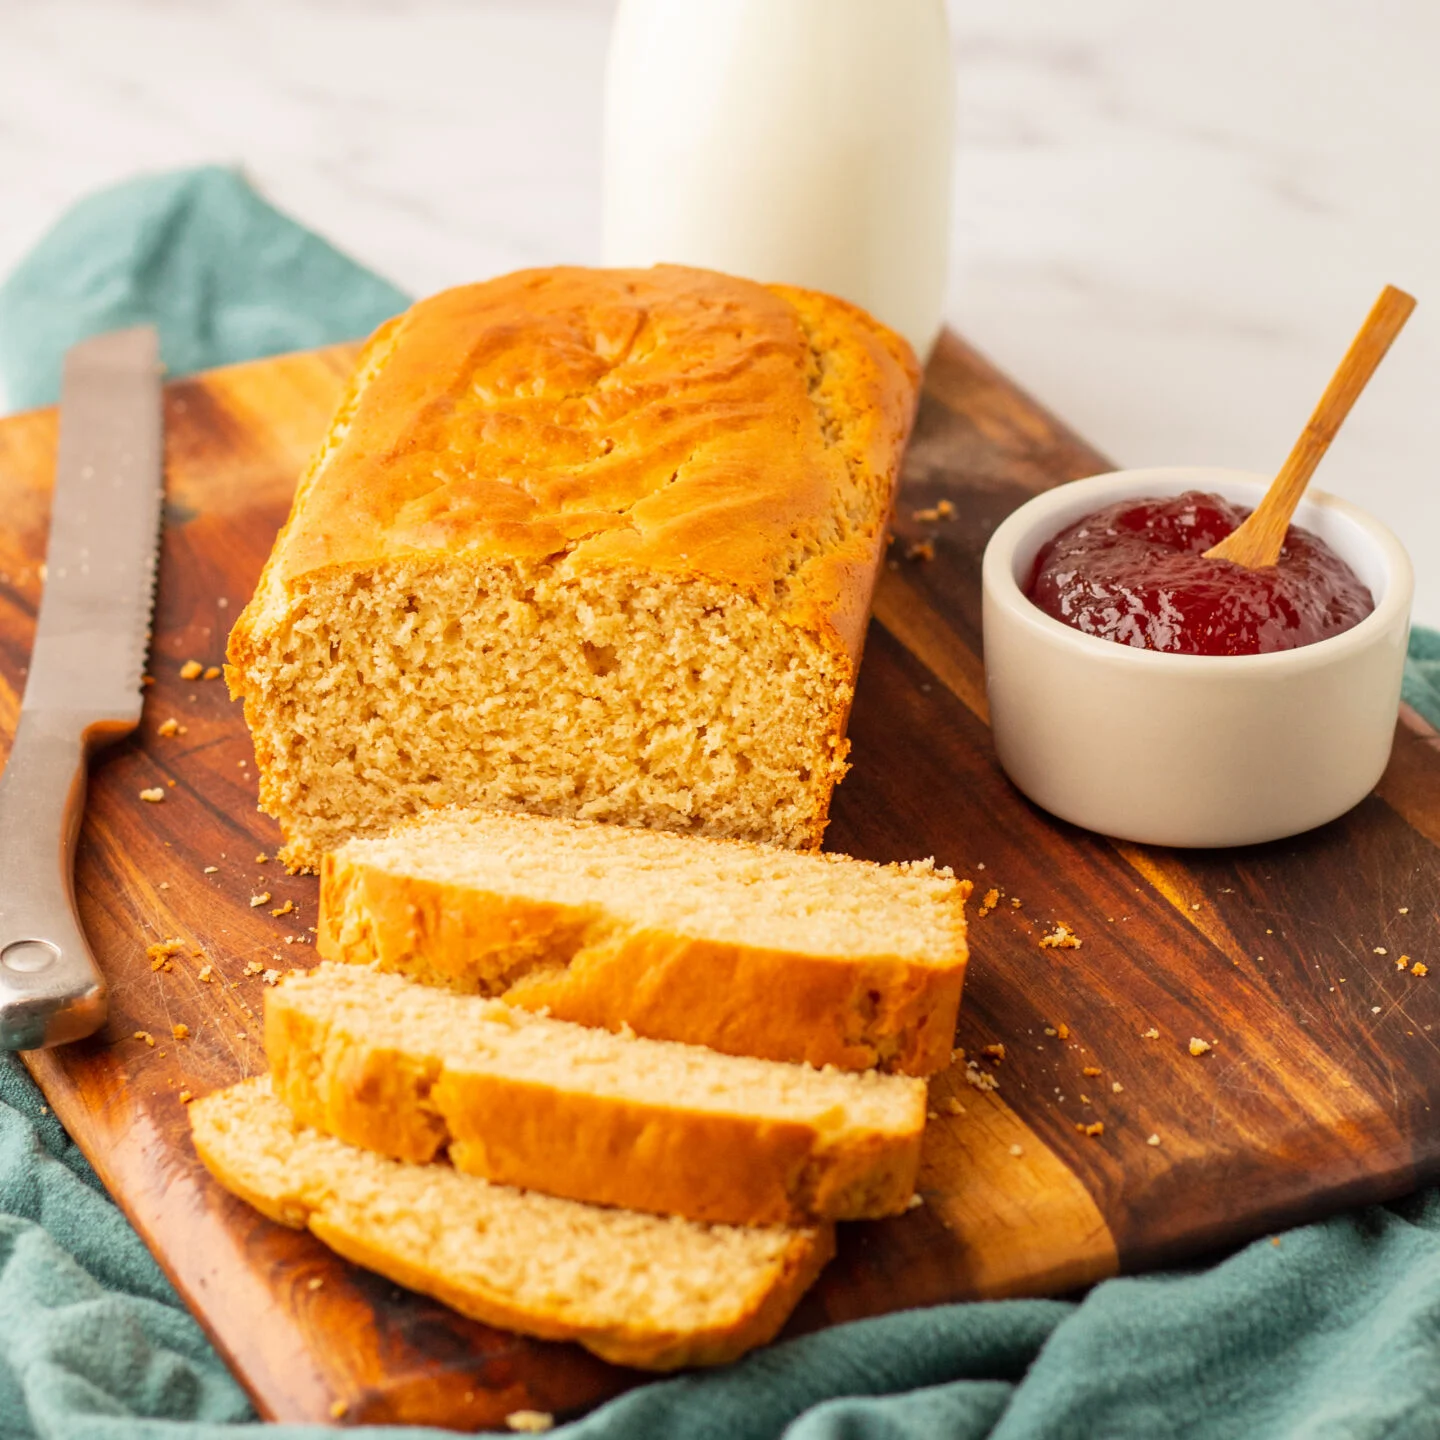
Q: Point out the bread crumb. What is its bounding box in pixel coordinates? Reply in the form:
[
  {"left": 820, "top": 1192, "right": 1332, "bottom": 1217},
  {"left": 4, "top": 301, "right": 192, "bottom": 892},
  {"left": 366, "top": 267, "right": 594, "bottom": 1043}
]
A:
[
  {"left": 203, "top": 665, "right": 221, "bottom": 680},
  {"left": 1043, "top": 1026, "right": 1057, "bottom": 1037},
  {"left": 1039, "top": 924, "right": 1081, "bottom": 950},
  {"left": 255, "top": 852, "right": 269, "bottom": 864},
  {"left": 139, "top": 787, "right": 164, "bottom": 803},
  {"left": 262, "top": 968, "right": 281, "bottom": 986},
  {"left": 178, "top": 660, "right": 203, "bottom": 680},
  {"left": 147, "top": 938, "right": 182, "bottom": 971},
  {"left": 1010, "top": 897, "right": 1022, "bottom": 909},
  {"left": 1076, "top": 1121, "right": 1104, "bottom": 1138},
  {"left": 157, "top": 718, "right": 185, "bottom": 737},
  {"left": 943, "top": 1097, "right": 965, "bottom": 1115},
  {"left": 1396, "top": 956, "right": 1409, "bottom": 970},
  {"left": 1375, "top": 947, "right": 1388, "bottom": 956},
  {"left": 171, "top": 1023, "right": 189, "bottom": 1041},
  {"left": 133, "top": 1031, "right": 154, "bottom": 1046},
  {"left": 178, "top": 1090, "right": 193, "bottom": 1104},
  {"left": 927, "top": 1110, "right": 938, "bottom": 1120},
  {"left": 1112, "top": 1081, "right": 1124, "bottom": 1094},
  {"left": 197, "top": 964, "right": 214, "bottom": 983},
  {"left": 307, "top": 1276, "right": 324, "bottom": 1291},
  {"left": 1142, "top": 1027, "right": 1160, "bottom": 1040},
  {"left": 1400, "top": 907, "right": 1410, "bottom": 914},
  {"left": 1188, "top": 1037, "right": 1212, "bottom": 1057},
  {"left": 1008, "top": 1143, "right": 1023, "bottom": 1157},
  {"left": 505, "top": 1412, "right": 555, "bottom": 1435},
  {"left": 1413, "top": 963, "right": 1429, "bottom": 978},
  {"left": 965, "top": 1061, "right": 999, "bottom": 1092},
  {"left": 1082, "top": 1065, "right": 1102, "bottom": 1077},
  {"left": 243, "top": 960, "right": 264, "bottom": 976},
  {"left": 249, "top": 892, "right": 271, "bottom": 907},
  {"left": 980, "top": 1042, "right": 1006, "bottom": 1063},
  {"left": 270, "top": 899, "right": 294, "bottom": 917},
  {"left": 911, "top": 500, "right": 955, "bottom": 523},
  {"left": 1079, "top": 1094, "right": 1091, "bottom": 1105},
  {"left": 202, "top": 865, "right": 218, "bottom": 875},
  {"left": 1056, "top": 1023, "right": 1070, "bottom": 1041},
  {"left": 977, "top": 887, "right": 1000, "bottom": 918},
  {"left": 906, "top": 1193, "right": 924, "bottom": 1209},
  {"left": 1147, "top": 1133, "right": 1161, "bottom": 1146},
  {"left": 329, "top": 1400, "right": 348, "bottom": 1420},
  {"left": 905, "top": 539, "right": 936, "bottom": 562}
]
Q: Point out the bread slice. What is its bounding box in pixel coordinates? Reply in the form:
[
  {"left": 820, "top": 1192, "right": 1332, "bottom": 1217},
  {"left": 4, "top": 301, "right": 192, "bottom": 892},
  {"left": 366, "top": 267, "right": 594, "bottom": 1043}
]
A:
[
  {"left": 267, "top": 962, "right": 926, "bottom": 1226},
  {"left": 319, "top": 808, "right": 969, "bottom": 1075},
  {"left": 225, "top": 265, "right": 919, "bottom": 869},
  {"left": 191, "top": 1077, "right": 832, "bottom": 1370}
]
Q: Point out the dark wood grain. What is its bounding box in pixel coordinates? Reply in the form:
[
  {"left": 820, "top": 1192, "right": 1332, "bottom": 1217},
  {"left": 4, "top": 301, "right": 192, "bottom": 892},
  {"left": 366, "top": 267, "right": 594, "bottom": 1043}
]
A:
[{"left": 1, "top": 331, "right": 1437, "bottom": 1429}]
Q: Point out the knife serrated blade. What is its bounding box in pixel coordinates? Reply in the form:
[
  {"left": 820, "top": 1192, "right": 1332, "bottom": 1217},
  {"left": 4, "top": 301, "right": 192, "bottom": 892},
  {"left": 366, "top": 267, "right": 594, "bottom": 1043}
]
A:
[{"left": 0, "top": 327, "right": 164, "bottom": 1049}]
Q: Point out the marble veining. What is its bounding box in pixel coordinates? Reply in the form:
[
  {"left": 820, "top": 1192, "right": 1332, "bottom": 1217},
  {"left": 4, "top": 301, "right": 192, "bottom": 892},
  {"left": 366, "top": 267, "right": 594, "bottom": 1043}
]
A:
[{"left": 3, "top": 0, "right": 1436, "bottom": 619}]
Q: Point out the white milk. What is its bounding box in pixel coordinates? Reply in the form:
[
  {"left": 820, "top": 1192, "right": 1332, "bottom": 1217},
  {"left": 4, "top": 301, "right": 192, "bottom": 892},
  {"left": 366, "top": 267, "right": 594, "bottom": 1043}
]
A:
[{"left": 601, "top": 0, "right": 954, "bottom": 359}]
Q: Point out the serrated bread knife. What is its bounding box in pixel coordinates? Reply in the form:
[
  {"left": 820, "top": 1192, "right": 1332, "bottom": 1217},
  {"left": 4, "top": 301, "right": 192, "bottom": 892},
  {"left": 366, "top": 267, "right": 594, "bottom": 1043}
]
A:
[{"left": 0, "top": 327, "right": 163, "bottom": 1050}]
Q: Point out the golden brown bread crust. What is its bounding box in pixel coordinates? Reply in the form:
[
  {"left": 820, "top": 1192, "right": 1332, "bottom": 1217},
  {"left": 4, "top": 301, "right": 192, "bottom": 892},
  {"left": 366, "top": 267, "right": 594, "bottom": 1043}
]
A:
[
  {"left": 226, "top": 265, "right": 921, "bottom": 861},
  {"left": 233, "top": 265, "right": 918, "bottom": 665},
  {"left": 318, "top": 849, "right": 969, "bottom": 1076},
  {"left": 190, "top": 1077, "right": 834, "bottom": 1370},
  {"left": 265, "top": 973, "right": 925, "bottom": 1225}
]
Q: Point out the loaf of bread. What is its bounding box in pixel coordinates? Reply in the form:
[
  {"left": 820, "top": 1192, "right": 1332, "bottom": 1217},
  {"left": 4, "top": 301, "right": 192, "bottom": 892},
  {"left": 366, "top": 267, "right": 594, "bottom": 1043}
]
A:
[
  {"left": 320, "top": 808, "right": 970, "bottom": 1075},
  {"left": 226, "top": 265, "right": 919, "bottom": 869},
  {"left": 267, "top": 963, "right": 926, "bottom": 1225},
  {"left": 191, "top": 1077, "right": 832, "bottom": 1370}
]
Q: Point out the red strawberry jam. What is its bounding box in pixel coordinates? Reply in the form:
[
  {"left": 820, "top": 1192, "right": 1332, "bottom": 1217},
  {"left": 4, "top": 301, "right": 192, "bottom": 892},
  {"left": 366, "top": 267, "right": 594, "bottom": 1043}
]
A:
[{"left": 1026, "top": 491, "right": 1374, "bottom": 655}]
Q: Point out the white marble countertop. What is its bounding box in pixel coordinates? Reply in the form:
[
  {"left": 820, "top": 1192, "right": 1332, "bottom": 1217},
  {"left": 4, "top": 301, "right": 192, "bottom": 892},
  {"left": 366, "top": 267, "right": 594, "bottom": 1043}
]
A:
[{"left": 4, "top": 0, "right": 1437, "bottom": 619}]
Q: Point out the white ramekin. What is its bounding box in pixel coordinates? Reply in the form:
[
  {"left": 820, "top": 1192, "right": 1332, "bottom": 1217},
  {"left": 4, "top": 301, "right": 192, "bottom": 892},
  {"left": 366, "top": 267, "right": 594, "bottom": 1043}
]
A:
[{"left": 981, "top": 467, "right": 1413, "bottom": 848}]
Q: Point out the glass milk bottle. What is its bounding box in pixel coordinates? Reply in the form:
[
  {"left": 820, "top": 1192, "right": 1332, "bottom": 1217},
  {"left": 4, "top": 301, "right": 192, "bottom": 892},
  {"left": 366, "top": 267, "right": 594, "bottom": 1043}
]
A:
[{"left": 601, "top": 0, "right": 954, "bottom": 359}]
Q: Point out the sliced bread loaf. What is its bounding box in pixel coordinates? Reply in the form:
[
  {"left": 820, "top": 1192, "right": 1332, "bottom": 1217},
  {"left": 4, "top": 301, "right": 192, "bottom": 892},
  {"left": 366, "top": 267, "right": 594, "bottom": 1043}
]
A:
[
  {"left": 225, "top": 266, "right": 920, "bottom": 868},
  {"left": 190, "top": 1077, "right": 833, "bottom": 1371},
  {"left": 267, "top": 962, "right": 926, "bottom": 1225},
  {"left": 319, "top": 808, "right": 969, "bottom": 1075}
]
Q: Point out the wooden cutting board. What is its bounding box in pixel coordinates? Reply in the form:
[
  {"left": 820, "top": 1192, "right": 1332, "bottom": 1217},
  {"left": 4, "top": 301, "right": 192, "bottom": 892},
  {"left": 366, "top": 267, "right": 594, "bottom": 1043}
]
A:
[{"left": 2, "top": 333, "right": 1438, "bottom": 1430}]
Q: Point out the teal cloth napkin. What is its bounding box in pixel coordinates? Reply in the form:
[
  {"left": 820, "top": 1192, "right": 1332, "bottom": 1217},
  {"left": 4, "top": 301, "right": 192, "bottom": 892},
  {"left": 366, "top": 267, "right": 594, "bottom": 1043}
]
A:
[{"left": 3, "top": 167, "right": 1440, "bottom": 1440}]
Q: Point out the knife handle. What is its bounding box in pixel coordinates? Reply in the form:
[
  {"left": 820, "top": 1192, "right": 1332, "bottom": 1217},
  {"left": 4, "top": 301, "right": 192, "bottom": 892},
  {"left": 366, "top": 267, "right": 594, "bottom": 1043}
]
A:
[{"left": 0, "top": 710, "right": 121, "bottom": 1050}]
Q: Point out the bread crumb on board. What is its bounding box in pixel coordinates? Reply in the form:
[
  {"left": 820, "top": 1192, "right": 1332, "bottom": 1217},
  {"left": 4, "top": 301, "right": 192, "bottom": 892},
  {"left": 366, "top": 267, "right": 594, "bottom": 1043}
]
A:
[
  {"left": 179, "top": 660, "right": 203, "bottom": 680},
  {"left": 977, "top": 887, "right": 1000, "bottom": 918},
  {"left": 904, "top": 538, "right": 936, "bottom": 562},
  {"left": 1008, "top": 1143, "right": 1024, "bottom": 1157},
  {"left": 1039, "top": 924, "right": 1081, "bottom": 950},
  {"left": 1082, "top": 1065, "right": 1102, "bottom": 1077},
  {"left": 505, "top": 1410, "right": 555, "bottom": 1434},
  {"left": 1188, "top": 1037, "right": 1213, "bottom": 1057},
  {"left": 171, "top": 1023, "right": 189, "bottom": 1041},
  {"left": 178, "top": 1090, "right": 193, "bottom": 1104},
  {"left": 942, "top": 1097, "right": 965, "bottom": 1116},
  {"left": 965, "top": 1061, "right": 999, "bottom": 1093},
  {"left": 1147, "top": 1133, "right": 1161, "bottom": 1146},
  {"left": 1076, "top": 1121, "right": 1104, "bottom": 1138},
  {"left": 271, "top": 899, "right": 294, "bottom": 918},
  {"left": 980, "top": 1042, "right": 1005, "bottom": 1063},
  {"left": 203, "top": 666, "right": 221, "bottom": 681},
  {"left": 1142, "top": 1027, "right": 1161, "bottom": 1040},
  {"left": 249, "top": 892, "right": 271, "bottom": 908},
  {"left": 1413, "top": 962, "right": 1430, "bottom": 978},
  {"left": 133, "top": 1031, "right": 154, "bottom": 1047},
  {"left": 139, "top": 787, "right": 164, "bottom": 803},
  {"left": 147, "top": 939, "right": 183, "bottom": 972},
  {"left": 911, "top": 499, "right": 955, "bottom": 523},
  {"left": 157, "top": 718, "right": 186, "bottom": 737}
]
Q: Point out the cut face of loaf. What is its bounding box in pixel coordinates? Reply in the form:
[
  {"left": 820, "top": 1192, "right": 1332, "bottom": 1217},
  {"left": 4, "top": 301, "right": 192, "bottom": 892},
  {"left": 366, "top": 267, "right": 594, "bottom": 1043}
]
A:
[
  {"left": 225, "top": 266, "right": 920, "bottom": 868},
  {"left": 319, "top": 808, "right": 970, "bottom": 1075},
  {"left": 267, "top": 963, "right": 927, "bottom": 1225},
  {"left": 191, "top": 1077, "right": 832, "bottom": 1371}
]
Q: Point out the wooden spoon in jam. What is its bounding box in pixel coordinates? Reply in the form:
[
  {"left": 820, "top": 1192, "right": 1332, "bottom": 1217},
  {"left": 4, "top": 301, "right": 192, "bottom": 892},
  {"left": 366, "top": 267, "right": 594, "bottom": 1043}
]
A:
[{"left": 1205, "top": 283, "right": 1416, "bottom": 570}]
